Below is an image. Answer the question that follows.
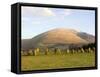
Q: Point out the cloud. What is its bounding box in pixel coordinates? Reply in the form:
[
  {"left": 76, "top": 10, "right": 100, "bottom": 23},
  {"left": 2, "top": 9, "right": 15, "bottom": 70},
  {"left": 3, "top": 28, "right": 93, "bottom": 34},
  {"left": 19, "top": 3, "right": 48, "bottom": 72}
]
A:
[
  {"left": 22, "top": 6, "right": 72, "bottom": 19},
  {"left": 43, "top": 8, "right": 55, "bottom": 16},
  {"left": 22, "top": 6, "right": 55, "bottom": 17},
  {"left": 64, "top": 9, "right": 72, "bottom": 15}
]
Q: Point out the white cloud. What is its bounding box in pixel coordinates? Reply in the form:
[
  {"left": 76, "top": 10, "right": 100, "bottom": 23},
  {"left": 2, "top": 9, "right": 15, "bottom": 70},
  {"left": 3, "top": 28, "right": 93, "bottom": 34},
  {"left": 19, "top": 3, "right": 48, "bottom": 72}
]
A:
[
  {"left": 43, "top": 8, "right": 55, "bottom": 16},
  {"left": 22, "top": 6, "right": 72, "bottom": 18},
  {"left": 22, "top": 6, "right": 55, "bottom": 17},
  {"left": 64, "top": 9, "right": 72, "bottom": 15}
]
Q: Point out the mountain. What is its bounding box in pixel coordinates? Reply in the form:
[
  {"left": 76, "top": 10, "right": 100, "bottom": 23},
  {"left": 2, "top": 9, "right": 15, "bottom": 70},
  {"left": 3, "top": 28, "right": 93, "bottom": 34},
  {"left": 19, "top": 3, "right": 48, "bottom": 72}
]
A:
[
  {"left": 21, "top": 28, "right": 95, "bottom": 50},
  {"left": 21, "top": 39, "right": 32, "bottom": 50},
  {"left": 77, "top": 32, "right": 95, "bottom": 43}
]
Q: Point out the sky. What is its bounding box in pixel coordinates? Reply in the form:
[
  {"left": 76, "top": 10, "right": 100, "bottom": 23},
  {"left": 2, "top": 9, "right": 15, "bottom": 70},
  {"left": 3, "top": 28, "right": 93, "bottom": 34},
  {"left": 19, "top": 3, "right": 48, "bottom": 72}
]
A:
[{"left": 21, "top": 6, "right": 95, "bottom": 39}]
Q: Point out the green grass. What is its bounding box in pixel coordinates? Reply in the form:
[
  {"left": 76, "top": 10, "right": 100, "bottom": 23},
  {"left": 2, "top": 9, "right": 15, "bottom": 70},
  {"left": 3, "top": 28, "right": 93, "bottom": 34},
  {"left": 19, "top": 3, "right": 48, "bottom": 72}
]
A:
[{"left": 21, "top": 53, "right": 95, "bottom": 71}]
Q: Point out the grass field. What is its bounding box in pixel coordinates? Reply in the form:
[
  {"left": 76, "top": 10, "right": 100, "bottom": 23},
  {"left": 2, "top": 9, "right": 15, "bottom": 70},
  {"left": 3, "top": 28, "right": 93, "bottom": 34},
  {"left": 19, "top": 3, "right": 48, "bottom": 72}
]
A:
[{"left": 21, "top": 53, "right": 95, "bottom": 71}]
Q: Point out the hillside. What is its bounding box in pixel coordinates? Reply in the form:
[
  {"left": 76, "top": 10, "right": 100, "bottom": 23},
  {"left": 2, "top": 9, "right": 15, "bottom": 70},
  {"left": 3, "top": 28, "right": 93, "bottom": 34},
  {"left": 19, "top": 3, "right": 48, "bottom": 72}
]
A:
[{"left": 21, "top": 28, "right": 95, "bottom": 50}]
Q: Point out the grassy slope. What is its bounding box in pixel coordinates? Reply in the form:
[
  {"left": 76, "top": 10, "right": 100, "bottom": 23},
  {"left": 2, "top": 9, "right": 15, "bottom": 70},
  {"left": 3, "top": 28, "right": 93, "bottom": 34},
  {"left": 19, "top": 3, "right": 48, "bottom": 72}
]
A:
[{"left": 21, "top": 53, "right": 95, "bottom": 71}]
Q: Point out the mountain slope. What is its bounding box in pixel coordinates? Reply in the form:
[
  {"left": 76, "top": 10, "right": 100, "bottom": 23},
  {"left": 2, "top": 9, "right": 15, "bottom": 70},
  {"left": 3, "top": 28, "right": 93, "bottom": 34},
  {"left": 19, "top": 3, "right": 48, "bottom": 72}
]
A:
[
  {"left": 21, "top": 28, "right": 95, "bottom": 50},
  {"left": 77, "top": 32, "right": 95, "bottom": 43}
]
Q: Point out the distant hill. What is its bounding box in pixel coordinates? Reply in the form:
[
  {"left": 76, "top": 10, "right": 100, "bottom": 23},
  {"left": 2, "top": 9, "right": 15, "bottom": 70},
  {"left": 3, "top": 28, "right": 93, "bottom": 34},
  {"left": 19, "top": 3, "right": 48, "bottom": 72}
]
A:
[
  {"left": 77, "top": 32, "right": 95, "bottom": 43},
  {"left": 21, "top": 28, "right": 95, "bottom": 50}
]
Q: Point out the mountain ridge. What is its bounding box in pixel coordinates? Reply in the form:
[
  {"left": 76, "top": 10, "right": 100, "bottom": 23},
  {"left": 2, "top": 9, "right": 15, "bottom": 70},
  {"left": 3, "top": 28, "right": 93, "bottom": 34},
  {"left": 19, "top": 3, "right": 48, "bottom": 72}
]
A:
[{"left": 21, "top": 28, "right": 95, "bottom": 50}]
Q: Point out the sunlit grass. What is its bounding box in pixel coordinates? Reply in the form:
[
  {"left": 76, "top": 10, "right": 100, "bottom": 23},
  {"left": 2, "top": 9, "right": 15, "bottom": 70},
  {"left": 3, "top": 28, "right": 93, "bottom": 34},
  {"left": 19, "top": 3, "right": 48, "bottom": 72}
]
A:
[{"left": 21, "top": 52, "right": 95, "bottom": 71}]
